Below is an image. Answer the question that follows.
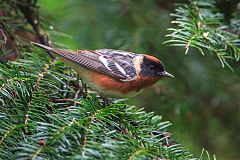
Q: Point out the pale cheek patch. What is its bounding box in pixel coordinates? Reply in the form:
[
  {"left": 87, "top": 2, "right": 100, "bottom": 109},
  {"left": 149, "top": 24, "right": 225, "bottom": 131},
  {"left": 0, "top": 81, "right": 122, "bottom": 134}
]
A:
[{"left": 134, "top": 56, "right": 143, "bottom": 74}]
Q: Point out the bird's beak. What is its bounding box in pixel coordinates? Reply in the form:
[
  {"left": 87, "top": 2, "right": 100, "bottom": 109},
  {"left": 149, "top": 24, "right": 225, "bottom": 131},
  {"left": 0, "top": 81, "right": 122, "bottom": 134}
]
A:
[{"left": 161, "top": 71, "right": 174, "bottom": 78}]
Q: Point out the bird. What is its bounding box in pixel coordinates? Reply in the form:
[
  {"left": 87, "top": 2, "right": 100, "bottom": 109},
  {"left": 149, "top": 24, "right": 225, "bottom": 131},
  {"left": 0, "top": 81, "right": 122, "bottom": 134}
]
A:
[{"left": 31, "top": 42, "right": 173, "bottom": 98}]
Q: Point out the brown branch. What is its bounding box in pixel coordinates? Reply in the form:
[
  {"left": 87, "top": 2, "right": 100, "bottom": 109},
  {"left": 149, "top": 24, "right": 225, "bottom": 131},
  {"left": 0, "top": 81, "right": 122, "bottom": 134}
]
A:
[
  {"left": 17, "top": 0, "right": 54, "bottom": 58},
  {"left": 48, "top": 98, "right": 75, "bottom": 103},
  {"left": 0, "top": 28, "right": 7, "bottom": 44},
  {"left": 24, "top": 58, "right": 57, "bottom": 133}
]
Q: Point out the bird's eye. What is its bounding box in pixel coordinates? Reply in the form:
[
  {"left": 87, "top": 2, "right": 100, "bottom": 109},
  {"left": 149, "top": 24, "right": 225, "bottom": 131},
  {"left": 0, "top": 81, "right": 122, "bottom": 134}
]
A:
[{"left": 149, "top": 65, "right": 155, "bottom": 70}]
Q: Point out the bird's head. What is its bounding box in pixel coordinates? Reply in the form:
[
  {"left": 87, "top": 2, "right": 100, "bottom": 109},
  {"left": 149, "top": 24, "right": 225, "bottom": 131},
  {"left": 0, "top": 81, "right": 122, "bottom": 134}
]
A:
[{"left": 140, "top": 55, "right": 174, "bottom": 78}]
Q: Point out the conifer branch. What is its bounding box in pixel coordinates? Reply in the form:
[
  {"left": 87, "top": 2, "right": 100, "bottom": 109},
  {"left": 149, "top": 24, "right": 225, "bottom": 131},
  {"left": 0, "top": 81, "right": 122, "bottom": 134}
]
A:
[
  {"left": 164, "top": 0, "right": 240, "bottom": 69},
  {"left": 0, "top": 0, "right": 219, "bottom": 159}
]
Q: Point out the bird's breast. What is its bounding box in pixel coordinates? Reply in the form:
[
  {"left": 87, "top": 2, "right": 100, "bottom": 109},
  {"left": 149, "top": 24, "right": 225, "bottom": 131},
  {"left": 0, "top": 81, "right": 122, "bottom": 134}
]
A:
[{"left": 85, "top": 71, "right": 159, "bottom": 98}]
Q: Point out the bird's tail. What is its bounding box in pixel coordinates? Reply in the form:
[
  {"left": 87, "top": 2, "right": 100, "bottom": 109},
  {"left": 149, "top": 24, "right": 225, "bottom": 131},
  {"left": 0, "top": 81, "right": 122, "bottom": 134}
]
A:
[
  {"left": 31, "top": 42, "right": 53, "bottom": 51},
  {"left": 31, "top": 41, "right": 64, "bottom": 59},
  {"left": 31, "top": 42, "right": 77, "bottom": 66}
]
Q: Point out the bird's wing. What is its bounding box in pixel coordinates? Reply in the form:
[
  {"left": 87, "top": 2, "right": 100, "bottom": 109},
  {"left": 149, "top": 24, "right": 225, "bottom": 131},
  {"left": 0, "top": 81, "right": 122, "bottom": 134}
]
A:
[
  {"left": 31, "top": 42, "right": 139, "bottom": 81},
  {"left": 95, "top": 49, "right": 139, "bottom": 81},
  {"left": 57, "top": 49, "right": 139, "bottom": 81}
]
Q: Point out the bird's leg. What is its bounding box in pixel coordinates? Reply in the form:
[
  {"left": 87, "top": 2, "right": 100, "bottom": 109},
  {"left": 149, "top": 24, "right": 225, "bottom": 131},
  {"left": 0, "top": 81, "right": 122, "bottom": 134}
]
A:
[
  {"left": 82, "top": 82, "right": 88, "bottom": 98},
  {"left": 79, "top": 77, "right": 88, "bottom": 98}
]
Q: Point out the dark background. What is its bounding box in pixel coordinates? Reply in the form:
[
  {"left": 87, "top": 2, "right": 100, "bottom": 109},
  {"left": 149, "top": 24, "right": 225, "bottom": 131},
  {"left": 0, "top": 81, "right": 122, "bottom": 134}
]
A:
[{"left": 39, "top": 1, "right": 240, "bottom": 159}]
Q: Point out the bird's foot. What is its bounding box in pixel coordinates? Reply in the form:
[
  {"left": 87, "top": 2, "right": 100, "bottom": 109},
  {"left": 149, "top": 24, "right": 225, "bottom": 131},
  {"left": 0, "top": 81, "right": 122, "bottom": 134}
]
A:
[
  {"left": 79, "top": 78, "right": 88, "bottom": 98},
  {"left": 82, "top": 82, "right": 88, "bottom": 98},
  {"left": 100, "top": 95, "right": 113, "bottom": 106}
]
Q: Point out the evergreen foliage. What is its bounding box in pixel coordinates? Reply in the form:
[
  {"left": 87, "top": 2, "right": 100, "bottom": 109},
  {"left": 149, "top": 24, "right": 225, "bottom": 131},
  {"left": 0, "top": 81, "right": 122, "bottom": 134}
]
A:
[
  {"left": 164, "top": 0, "right": 240, "bottom": 69},
  {"left": 0, "top": 42, "right": 198, "bottom": 159}
]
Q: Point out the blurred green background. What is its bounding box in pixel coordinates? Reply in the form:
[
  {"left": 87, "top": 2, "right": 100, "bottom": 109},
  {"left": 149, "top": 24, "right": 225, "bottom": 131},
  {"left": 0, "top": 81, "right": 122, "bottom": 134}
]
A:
[{"left": 39, "top": 0, "right": 240, "bottom": 159}]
